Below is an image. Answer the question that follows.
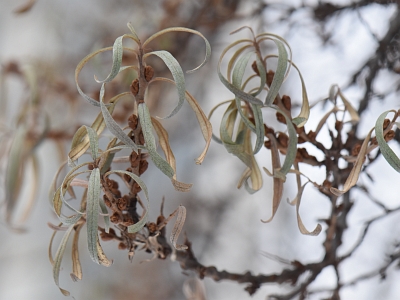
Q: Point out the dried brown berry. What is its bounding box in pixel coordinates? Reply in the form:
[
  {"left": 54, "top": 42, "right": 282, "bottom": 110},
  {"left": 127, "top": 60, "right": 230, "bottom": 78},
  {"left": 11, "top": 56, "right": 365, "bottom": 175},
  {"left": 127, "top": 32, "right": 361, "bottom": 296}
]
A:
[
  {"left": 282, "top": 95, "right": 292, "bottom": 111},
  {"left": 139, "top": 160, "right": 148, "bottom": 175},
  {"left": 110, "top": 212, "right": 121, "bottom": 223},
  {"left": 130, "top": 79, "right": 139, "bottom": 96},
  {"left": 88, "top": 163, "right": 95, "bottom": 170},
  {"left": 117, "top": 197, "right": 128, "bottom": 211},
  {"left": 100, "top": 232, "right": 114, "bottom": 241},
  {"left": 147, "top": 222, "right": 157, "bottom": 234},
  {"left": 144, "top": 65, "right": 154, "bottom": 82},
  {"left": 123, "top": 215, "right": 134, "bottom": 226},
  {"left": 128, "top": 114, "right": 138, "bottom": 130}
]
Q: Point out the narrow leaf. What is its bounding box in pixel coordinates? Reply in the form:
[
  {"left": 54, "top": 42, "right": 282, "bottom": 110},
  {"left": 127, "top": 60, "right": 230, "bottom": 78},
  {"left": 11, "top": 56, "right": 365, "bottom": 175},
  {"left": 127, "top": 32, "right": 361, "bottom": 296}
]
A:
[
  {"left": 375, "top": 110, "right": 400, "bottom": 172},
  {"left": 144, "top": 51, "right": 185, "bottom": 118},
  {"left": 170, "top": 205, "right": 188, "bottom": 250},
  {"left": 331, "top": 128, "right": 373, "bottom": 196},
  {"left": 86, "top": 168, "right": 101, "bottom": 264},
  {"left": 52, "top": 224, "right": 75, "bottom": 296},
  {"left": 143, "top": 27, "right": 211, "bottom": 73},
  {"left": 70, "top": 223, "right": 84, "bottom": 282}
]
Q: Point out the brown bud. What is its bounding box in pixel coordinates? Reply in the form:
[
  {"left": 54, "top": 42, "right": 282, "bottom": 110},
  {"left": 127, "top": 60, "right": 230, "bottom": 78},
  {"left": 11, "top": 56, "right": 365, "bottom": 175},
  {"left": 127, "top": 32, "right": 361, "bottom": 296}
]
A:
[
  {"left": 88, "top": 163, "right": 95, "bottom": 170},
  {"left": 128, "top": 114, "right": 138, "bottom": 130},
  {"left": 276, "top": 112, "right": 286, "bottom": 124},
  {"left": 282, "top": 95, "right": 292, "bottom": 111},
  {"left": 100, "top": 232, "right": 114, "bottom": 241},
  {"left": 110, "top": 212, "right": 121, "bottom": 223},
  {"left": 308, "top": 130, "right": 317, "bottom": 142},
  {"left": 132, "top": 182, "right": 142, "bottom": 194},
  {"left": 130, "top": 152, "right": 140, "bottom": 168},
  {"left": 144, "top": 65, "right": 154, "bottom": 82},
  {"left": 277, "top": 133, "right": 289, "bottom": 148},
  {"left": 139, "top": 131, "right": 145, "bottom": 145},
  {"left": 139, "top": 160, "right": 148, "bottom": 175},
  {"left": 264, "top": 124, "right": 274, "bottom": 135},
  {"left": 123, "top": 215, "right": 134, "bottom": 226},
  {"left": 103, "top": 195, "right": 112, "bottom": 207},
  {"left": 124, "top": 168, "right": 133, "bottom": 182},
  {"left": 251, "top": 61, "right": 260, "bottom": 76},
  {"left": 335, "top": 120, "right": 343, "bottom": 132},
  {"left": 383, "top": 118, "right": 390, "bottom": 130},
  {"left": 130, "top": 79, "right": 139, "bottom": 96},
  {"left": 147, "top": 222, "right": 157, "bottom": 234},
  {"left": 267, "top": 70, "right": 274, "bottom": 87},
  {"left": 264, "top": 140, "right": 271, "bottom": 149},
  {"left": 385, "top": 130, "right": 395, "bottom": 142},
  {"left": 118, "top": 242, "right": 127, "bottom": 250},
  {"left": 351, "top": 143, "right": 361, "bottom": 156}
]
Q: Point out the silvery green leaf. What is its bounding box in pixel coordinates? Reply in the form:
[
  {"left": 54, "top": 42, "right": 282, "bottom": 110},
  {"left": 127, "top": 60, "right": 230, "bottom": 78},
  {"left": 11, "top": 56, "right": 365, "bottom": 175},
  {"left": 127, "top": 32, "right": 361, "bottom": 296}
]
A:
[
  {"left": 271, "top": 106, "right": 298, "bottom": 181},
  {"left": 143, "top": 27, "right": 211, "bottom": 73},
  {"left": 99, "top": 195, "right": 110, "bottom": 234},
  {"left": 83, "top": 125, "right": 99, "bottom": 160},
  {"left": 99, "top": 84, "right": 138, "bottom": 152},
  {"left": 94, "top": 36, "right": 124, "bottom": 83},
  {"left": 126, "top": 22, "right": 140, "bottom": 43},
  {"left": 375, "top": 111, "right": 400, "bottom": 172},
  {"left": 52, "top": 224, "right": 75, "bottom": 296},
  {"left": 144, "top": 50, "right": 186, "bottom": 119},
  {"left": 264, "top": 39, "right": 288, "bottom": 106},
  {"left": 87, "top": 168, "right": 101, "bottom": 264},
  {"left": 138, "top": 103, "right": 175, "bottom": 178}
]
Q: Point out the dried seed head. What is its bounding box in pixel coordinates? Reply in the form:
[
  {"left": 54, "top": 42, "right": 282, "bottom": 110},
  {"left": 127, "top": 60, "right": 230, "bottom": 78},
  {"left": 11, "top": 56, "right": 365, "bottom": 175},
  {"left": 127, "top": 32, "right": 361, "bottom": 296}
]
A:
[
  {"left": 128, "top": 114, "right": 138, "bottom": 130},
  {"left": 144, "top": 65, "right": 154, "bottom": 82},
  {"left": 130, "top": 79, "right": 139, "bottom": 96},
  {"left": 251, "top": 61, "right": 260, "bottom": 76},
  {"left": 123, "top": 215, "right": 134, "bottom": 226},
  {"left": 282, "top": 95, "right": 292, "bottom": 111},
  {"left": 139, "top": 160, "right": 148, "bottom": 175}
]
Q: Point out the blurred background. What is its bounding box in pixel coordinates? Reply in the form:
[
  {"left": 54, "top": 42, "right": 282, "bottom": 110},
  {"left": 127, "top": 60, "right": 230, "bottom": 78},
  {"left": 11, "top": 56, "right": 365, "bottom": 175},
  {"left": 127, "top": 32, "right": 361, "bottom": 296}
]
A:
[{"left": 0, "top": 0, "right": 400, "bottom": 299}]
